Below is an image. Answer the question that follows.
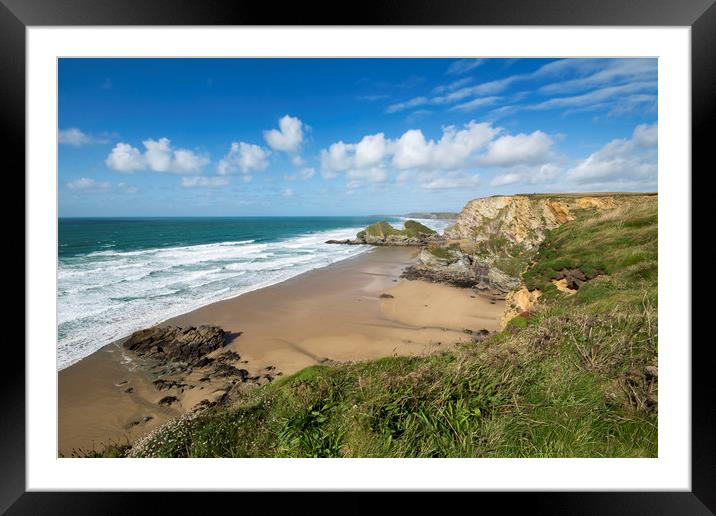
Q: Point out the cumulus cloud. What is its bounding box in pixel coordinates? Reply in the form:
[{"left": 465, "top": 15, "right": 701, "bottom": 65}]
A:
[
  {"left": 217, "top": 142, "right": 271, "bottom": 177},
  {"left": 566, "top": 123, "right": 657, "bottom": 187},
  {"left": 476, "top": 130, "right": 555, "bottom": 167},
  {"left": 319, "top": 121, "right": 559, "bottom": 191},
  {"left": 318, "top": 118, "right": 651, "bottom": 193},
  {"left": 180, "top": 176, "right": 230, "bottom": 188},
  {"left": 105, "top": 138, "right": 209, "bottom": 173},
  {"left": 59, "top": 128, "right": 109, "bottom": 147},
  {"left": 105, "top": 143, "right": 145, "bottom": 172},
  {"left": 320, "top": 141, "right": 355, "bottom": 177},
  {"left": 354, "top": 133, "right": 389, "bottom": 169},
  {"left": 392, "top": 122, "right": 499, "bottom": 170},
  {"left": 263, "top": 115, "right": 305, "bottom": 153}
]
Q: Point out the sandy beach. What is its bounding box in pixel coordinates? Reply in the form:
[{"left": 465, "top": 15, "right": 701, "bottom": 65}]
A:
[{"left": 58, "top": 246, "right": 504, "bottom": 456}]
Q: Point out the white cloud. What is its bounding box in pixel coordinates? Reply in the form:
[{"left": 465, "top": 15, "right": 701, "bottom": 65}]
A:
[
  {"left": 282, "top": 188, "right": 295, "bottom": 197},
  {"left": 446, "top": 59, "right": 484, "bottom": 75},
  {"left": 433, "top": 77, "right": 472, "bottom": 94},
  {"left": 105, "top": 143, "right": 145, "bottom": 172},
  {"left": 529, "top": 81, "right": 657, "bottom": 111},
  {"left": 633, "top": 122, "right": 658, "bottom": 147},
  {"left": 59, "top": 128, "right": 92, "bottom": 146},
  {"left": 347, "top": 166, "right": 388, "bottom": 183},
  {"left": 59, "top": 128, "right": 109, "bottom": 147},
  {"left": 105, "top": 138, "right": 209, "bottom": 173},
  {"left": 320, "top": 141, "right": 356, "bottom": 177},
  {"left": 116, "top": 182, "right": 139, "bottom": 194},
  {"left": 566, "top": 123, "right": 657, "bottom": 186},
  {"left": 386, "top": 58, "right": 657, "bottom": 119},
  {"left": 397, "top": 170, "right": 481, "bottom": 190},
  {"left": 355, "top": 133, "right": 389, "bottom": 169},
  {"left": 386, "top": 97, "right": 429, "bottom": 114},
  {"left": 180, "top": 176, "right": 230, "bottom": 188},
  {"left": 490, "top": 164, "right": 562, "bottom": 187},
  {"left": 143, "top": 138, "right": 173, "bottom": 171},
  {"left": 66, "top": 177, "right": 138, "bottom": 193},
  {"left": 285, "top": 167, "right": 316, "bottom": 181},
  {"left": 263, "top": 115, "right": 305, "bottom": 153},
  {"left": 291, "top": 155, "right": 306, "bottom": 167},
  {"left": 477, "top": 130, "right": 554, "bottom": 167},
  {"left": 173, "top": 149, "right": 211, "bottom": 173},
  {"left": 392, "top": 122, "right": 499, "bottom": 170},
  {"left": 217, "top": 142, "right": 270, "bottom": 176},
  {"left": 449, "top": 96, "right": 501, "bottom": 112},
  {"left": 318, "top": 121, "right": 565, "bottom": 192},
  {"left": 66, "top": 177, "right": 111, "bottom": 191},
  {"left": 490, "top": 173, "right": 521, "bottom": 187},
  {"left": 538, "top": 59, "right": 656, "bottom": 95}
]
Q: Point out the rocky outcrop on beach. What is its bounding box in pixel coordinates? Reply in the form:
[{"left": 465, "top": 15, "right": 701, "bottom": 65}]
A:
[
  {"left": 402, "top": 246, "right": 520, "bottom": 296},
  {"left": 123, "top": 325, "right": 227, "bottom": 366},
  {"left": 326, "top": 219, "right": 443, "bottom": 246},
  {"left": 122, "top": 324, "right": 279, "bottom": 415}
]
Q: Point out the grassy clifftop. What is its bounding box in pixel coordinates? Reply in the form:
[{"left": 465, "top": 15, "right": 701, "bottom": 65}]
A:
[{"left": 108, "top": 200, "right": 657, "bottom": 458}]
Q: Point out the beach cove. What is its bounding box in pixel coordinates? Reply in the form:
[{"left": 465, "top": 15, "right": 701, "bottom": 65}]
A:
[{"left": 58, "top": 246, "right": 504, "bottom": 456}]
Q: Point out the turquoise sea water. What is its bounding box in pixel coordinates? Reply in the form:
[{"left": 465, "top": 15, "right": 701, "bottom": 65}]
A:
[{"left": 57, "top": 216, "right": 453, "bottom": 370}]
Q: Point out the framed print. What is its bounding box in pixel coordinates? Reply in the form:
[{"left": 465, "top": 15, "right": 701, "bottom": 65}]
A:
[{"left": 5, "top": 0, "right": 712, "bottom": 512}]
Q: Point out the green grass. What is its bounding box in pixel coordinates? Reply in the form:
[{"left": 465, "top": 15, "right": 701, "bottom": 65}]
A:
[
  {"left": 472, "top": 234, "right": 535, "bottom": 278},
  {"left": 427, "top": 246, "right": 456, "bottom": 260},
  {"left": 105, "top": 199, "right": 657, "bottom": 458},
  {"left": 360, "top": 220, "right": 435, "bottom": 239},
  {"left": 404, "top": 220, "right": 437, "bottom": 237},
  {"left": 522, "top": 201, "right": 658, "bottom": 311}
]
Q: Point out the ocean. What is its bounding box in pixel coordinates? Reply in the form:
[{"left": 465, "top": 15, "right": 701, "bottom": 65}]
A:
[{"left": 57, "top": 216, "right": 454, "bottom": 370}]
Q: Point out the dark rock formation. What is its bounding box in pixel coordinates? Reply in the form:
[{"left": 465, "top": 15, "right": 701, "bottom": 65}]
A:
[
  {"left": 464, "top": 328, "right": 493, "bottom": 343},
  {"left": 402, "top": 247, "right": 520, "bottom": 296},
  {"left": 158, "top": 395, "right": 179, "bottom": 406},
  {"left": 123, "top": 325, "right": 226, "bottom": 366},
  {"left": 554, "top": 268, "right": 588, "bottom": 290}
]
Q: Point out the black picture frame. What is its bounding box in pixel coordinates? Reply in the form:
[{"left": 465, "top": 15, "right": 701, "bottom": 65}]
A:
[{"left": 4, "top": 0, "right": 710, "bottom": 512}]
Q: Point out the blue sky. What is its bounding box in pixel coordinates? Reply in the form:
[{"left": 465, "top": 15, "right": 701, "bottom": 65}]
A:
[{"left": 58, "top": 58, "right": 657, "bottom": 217}]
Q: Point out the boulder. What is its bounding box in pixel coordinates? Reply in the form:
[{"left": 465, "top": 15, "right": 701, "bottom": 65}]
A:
[
  {"left": 123, "top": 325, "right": 226, "bottom": 366},
  {"left": 554, "top": 268, "right": 588, "bottom": 290},
  {"left": 405, "top": 247, "right": 519, "bottom": 295}
]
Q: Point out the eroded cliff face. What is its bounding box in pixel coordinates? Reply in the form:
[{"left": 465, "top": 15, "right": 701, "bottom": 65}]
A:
[{"left": 445, "top": 194, "right": 655, "bottom": 250}]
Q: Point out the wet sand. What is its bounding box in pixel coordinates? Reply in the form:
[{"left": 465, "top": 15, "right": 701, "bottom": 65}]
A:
[{"left": 58, "top": 246, "right": 504, "bottom": 456}]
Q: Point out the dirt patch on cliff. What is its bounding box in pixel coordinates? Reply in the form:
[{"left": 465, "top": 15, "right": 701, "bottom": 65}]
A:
[{"left": 546, "top": 201, "right": 574, "bottom": 224}]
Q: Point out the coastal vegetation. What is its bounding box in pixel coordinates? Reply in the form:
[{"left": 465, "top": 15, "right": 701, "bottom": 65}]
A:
[
  {"left": 98, "top": 196, "right": 657, "bottom": 458},
  {"left": 403, "top": 212, "right": 458, "bottom": 220}
]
